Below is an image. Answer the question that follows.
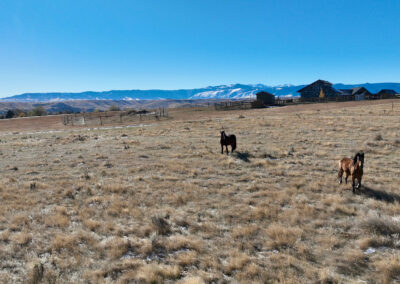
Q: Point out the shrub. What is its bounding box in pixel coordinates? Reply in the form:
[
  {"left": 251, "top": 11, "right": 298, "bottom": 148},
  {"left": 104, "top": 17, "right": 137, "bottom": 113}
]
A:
[
  {"left": 5, "top": 110, "right": 15, "bottom": 119},
  {"left": 28, "top": 106, "right": 47, "bottom": 117},
  {"left": 108, "top": 105, "right": 120, "bottom": 111}
]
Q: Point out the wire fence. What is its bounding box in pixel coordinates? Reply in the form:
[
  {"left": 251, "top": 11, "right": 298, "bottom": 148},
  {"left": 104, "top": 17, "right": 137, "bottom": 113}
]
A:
[
  {"left": 62, "top": 108, "right": 169, "bottom": 126},
  {"left": 214, "top": 101, "right": 252, "bottom": 110}
]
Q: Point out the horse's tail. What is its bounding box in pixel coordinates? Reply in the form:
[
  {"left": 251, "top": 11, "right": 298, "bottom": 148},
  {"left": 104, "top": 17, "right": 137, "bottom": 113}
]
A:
[
  {"left": 338, "top": 159, "right": 344, "bottom": 177},
  {"left": 231, "top": 135, "right": 236, "bottom": 151}
]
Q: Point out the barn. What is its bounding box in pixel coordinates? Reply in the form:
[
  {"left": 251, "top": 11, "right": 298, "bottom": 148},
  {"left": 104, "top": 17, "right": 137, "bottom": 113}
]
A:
[
  {"left": 251, "top": 91, "right": 275, "bottom": 107},
  {"left": 297, "top": 80, "right": 341, "bottom": 101}
]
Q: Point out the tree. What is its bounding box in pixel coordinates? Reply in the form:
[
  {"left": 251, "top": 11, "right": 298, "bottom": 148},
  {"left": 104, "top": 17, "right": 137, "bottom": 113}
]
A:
[
  {"left": 28, "top": 106, "right": 47, "bottom": 117},
  {"left": 5, "top": 110, "right": 15, "bottom": 119},
  {"left": 108, "top": 105, "right": 120, "bottom": 111}
]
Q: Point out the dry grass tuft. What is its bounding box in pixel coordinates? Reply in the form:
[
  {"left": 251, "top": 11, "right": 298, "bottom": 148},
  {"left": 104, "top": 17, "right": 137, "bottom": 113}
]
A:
[
  {"left": 178, "top": 276, "right": 205, "bottom": 284},
  {"left": 375, "top": 256, "right": 400, "bottom": 284},
  {"left": 11, "top": 231, "right": 32, "bottom": 245},
  {"left": 357, "top": 236, "right": 393, "bottom": 250},
  {"left": 166, "top": 235, "right": 204, "bottom": 252},
  {"left": 52, "top": 234, "right": 78, "bottom": 251},
  {"left": 361, "top": 215, "right": 400, "bottom": 236},
  {"left": 133, "top": 264, "right": 181, "bottom": 283},
  {"left": 335, "top": 249, "right": 368, "bottom": 276},
  {"left": 266, "top": 223, "right": 302, "bottom": 249}
]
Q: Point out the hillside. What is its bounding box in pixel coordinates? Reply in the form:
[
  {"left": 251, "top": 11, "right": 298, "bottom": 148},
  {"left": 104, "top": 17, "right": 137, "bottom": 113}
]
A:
[{"left": 0, "top": 99, "right": 230, "bottom": 114}]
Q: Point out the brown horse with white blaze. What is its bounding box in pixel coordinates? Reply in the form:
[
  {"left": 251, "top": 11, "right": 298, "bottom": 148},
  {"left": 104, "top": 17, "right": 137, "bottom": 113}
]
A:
[{"left": 338, "top": 152, "right": 364, "bottom": 193}]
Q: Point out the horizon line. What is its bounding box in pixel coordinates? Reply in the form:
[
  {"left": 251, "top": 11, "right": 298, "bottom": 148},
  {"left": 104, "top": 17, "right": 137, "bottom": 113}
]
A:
[{"left": 3, "top": 81, "right": 400, "bottom": 98}]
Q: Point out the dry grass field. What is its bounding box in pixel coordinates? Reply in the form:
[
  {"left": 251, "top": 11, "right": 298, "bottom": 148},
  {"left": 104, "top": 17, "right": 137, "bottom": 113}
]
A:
[{"left": 0, "top": 100, "right": 400, "bottom": 283}]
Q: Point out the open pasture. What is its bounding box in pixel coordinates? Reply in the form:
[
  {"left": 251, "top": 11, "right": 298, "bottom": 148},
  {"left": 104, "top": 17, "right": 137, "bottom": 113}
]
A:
[{"left": 0, "top": 100, "right": 400, "bottom": 283}]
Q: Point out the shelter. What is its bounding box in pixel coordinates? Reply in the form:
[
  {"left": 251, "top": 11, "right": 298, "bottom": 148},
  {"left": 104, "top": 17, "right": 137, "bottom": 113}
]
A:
[{"left": 252, "top": 91, "right": 275, "bottom": 107}]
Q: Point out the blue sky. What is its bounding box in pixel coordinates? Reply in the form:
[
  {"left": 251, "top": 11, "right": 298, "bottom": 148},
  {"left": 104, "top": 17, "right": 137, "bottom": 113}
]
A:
[{"left": 1, "top": 0, "right": 399, "bottom": 97}]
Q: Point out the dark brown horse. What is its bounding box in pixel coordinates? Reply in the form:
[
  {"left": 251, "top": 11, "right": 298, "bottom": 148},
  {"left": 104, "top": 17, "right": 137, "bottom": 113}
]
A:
[
  {"left": 220, "top": 131, "right": 236, "bottom": 154},
  {"left": 338, "top": 152, "right": 364, "bottom": 193}
]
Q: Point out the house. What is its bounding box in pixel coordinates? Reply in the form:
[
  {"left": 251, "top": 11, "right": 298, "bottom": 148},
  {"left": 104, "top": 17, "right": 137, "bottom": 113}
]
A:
[
  {"left": 352, "top": 87, "right": 372, "bottom": 100},
  {"left": 251, "top": 91, "right": 275, "bottom": 107},
  {"left": 376, "top": 89, "right": 397, "bottom": 99},
  {"left": 297, "top": 80, "right": 341, "bottom": 101},
  {"left": 339, "top": 87, "right": 371, "bottom": 101}
]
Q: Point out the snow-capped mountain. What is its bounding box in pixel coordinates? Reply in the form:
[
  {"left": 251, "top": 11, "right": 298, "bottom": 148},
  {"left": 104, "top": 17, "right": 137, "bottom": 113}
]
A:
[
  {"left": 1, "top": 82, "right": 399, "bottom": 102},
  {"left": 189, "top": 84, "right": 262, "bottom": 99}
]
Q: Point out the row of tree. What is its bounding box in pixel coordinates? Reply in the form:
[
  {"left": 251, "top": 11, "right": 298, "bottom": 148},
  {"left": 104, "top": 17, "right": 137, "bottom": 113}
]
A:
[
  {"left": 0, "top": 104, "right": 123, "bottom": 119},
  {"left": 0, "top": 106, "right": 47, "bottom": 119}
]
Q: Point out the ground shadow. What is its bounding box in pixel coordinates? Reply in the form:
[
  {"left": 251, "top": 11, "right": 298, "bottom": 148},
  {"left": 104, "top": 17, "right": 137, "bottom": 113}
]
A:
[
  {"left": 233, "top": 151, "right": 251, "bottom": 163},
  {"left": 359, "top": 185, "right": 400, "bottom": 203}
]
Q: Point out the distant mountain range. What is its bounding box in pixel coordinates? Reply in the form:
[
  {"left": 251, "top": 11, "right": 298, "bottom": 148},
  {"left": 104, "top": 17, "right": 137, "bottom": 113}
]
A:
[{"left": 2, "top": 82, "right": 400, "bottom": 102}]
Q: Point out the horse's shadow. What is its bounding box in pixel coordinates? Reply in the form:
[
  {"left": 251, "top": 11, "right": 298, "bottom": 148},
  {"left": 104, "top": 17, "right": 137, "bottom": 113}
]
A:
[
  {"left": 358, "top": 185, "right": 400, "bottom": 203},
  {"left": 233, "top": 151, "right": 251, "bottom": 163}
]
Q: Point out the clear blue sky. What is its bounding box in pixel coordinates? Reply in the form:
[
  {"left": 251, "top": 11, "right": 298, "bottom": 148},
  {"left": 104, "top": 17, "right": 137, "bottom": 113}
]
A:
[{"left": 1, "top": 0, "right": 399, "bottom": 97}]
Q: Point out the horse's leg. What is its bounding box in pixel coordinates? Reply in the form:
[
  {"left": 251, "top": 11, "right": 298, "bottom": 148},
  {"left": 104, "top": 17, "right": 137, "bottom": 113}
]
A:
[
  {"left": 338, "top": 168, "right": 343, "bottom": 184},
  {"left": 225, "top": 145, "right": 229, "bottom": 155},
  {"left": 221, "top": 144, "right": 224, "bottom": 154},
  {"left": 345, "top": 171, "right": 349, "bottom": 184},
  {"left": 351, "top": 175, "right": 356, "bottom": 194},
  {"left": 357, "top": 176, "right": 362, "bottom": 189}
]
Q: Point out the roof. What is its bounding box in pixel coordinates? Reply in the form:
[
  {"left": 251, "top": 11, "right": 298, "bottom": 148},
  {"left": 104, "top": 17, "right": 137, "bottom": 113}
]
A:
[
  {"left": 351, "top": 87, "right": 363, "bottom": 94},
  {"left": 339, "top": 89, "right": 353, "bottom": 95},
  {"left": 297, "top": 79, "right": 333, "bottom": 93},
  {"left": 377, "top": 89, "right": 397, "bottom": 94},
  {"left": 339, "top": 87, "right": 371, "bottom": 96},
  {"left": 256, "top": 91, "right": 275, "bottom": 97}
]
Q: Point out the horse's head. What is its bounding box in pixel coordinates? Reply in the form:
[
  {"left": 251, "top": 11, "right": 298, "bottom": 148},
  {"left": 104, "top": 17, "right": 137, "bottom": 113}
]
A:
[
  {"left": 359, "top": 152, "right": 365, "bottom": 168},
  {"left": 221, "top": 130, "right": 225, "bottom": 136},
  {"left": 353, "top": 152, "right": 365, "bottom": 169}
]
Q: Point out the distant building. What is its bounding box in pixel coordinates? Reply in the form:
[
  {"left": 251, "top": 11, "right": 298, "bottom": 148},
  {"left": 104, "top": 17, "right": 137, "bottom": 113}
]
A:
[
  {"left": 251, "top": 91, "right": 275, "bottom": 107},
  {"left": 339, "top": 87, "right": 371, "bottom": 101},
  {"left": 297, "top": 80, "right": 341, "bottom": 101},
  {"left": 376, "top": 89, "right": 397, "bottom": 99}
]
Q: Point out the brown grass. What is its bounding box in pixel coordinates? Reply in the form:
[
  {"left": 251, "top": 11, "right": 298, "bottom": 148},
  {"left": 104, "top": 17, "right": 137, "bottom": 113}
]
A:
[{"left": 0, "top": 100, "right": 400, "bottom": 282}]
